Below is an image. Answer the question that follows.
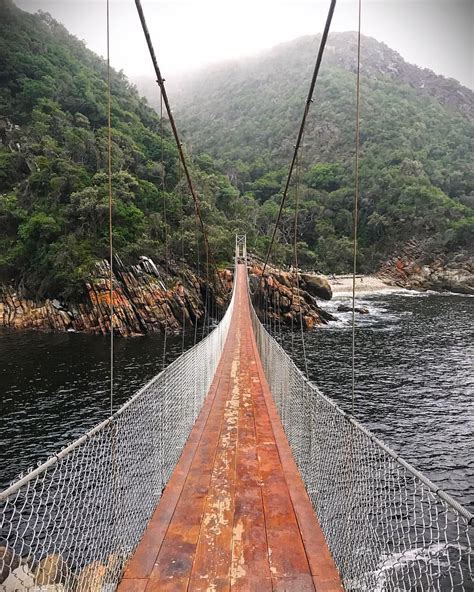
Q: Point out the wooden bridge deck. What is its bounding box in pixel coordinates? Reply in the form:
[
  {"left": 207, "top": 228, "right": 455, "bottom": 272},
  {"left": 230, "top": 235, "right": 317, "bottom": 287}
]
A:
[{"left": 118, "top": 264, "right": 342, "bottom": 591}]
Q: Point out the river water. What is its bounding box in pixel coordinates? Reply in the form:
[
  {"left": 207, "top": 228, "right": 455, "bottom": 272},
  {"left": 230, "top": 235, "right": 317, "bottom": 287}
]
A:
[
  {"left": 279, "top": 289, "right": 474, "bottom": 513},
  {"left": 0, "top": 328, "right": 195, "bottom": 491},
  {"left": 0, "top": 291, "right": 473, "bottom": 513}
]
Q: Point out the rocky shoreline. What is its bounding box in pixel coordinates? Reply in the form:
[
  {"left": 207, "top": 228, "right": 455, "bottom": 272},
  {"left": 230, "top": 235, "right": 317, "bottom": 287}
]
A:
[
  {"left": 248, "top": 261, "right": 337, "bottom": 328},
  {"left": 0, "top": 544, "right": 122, "bottom": 591},
  {"left": 0, "top": 257, "right": 337, "bottom": 336},
  {"left": 0, "top": 257, "right": 230, "bottom": 337},
  {"left": 3, "top": 243, "right": 470, "bottom": 337},
  {"left": 378, "top": 241, "right": 474, "bottom": 295}
]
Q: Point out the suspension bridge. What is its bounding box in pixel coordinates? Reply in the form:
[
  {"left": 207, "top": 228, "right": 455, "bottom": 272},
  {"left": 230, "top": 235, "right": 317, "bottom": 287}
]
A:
[
  {"left": 1, "top": 0, "right": 473, "bottom": 590},
  {"left": 1, "top": 238, "right": 473, "bottom": 591}
]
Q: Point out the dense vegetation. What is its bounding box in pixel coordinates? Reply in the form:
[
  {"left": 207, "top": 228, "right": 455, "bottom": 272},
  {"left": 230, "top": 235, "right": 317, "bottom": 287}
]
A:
[
  {"left": 0, "top": 0, "right": 250, "bottom": 300},
  {"left": 170, "top": 33, "right": 474, "bottom": 271},
  {"left": 1, "top": 3, "right": 472, "bottom": 305}
]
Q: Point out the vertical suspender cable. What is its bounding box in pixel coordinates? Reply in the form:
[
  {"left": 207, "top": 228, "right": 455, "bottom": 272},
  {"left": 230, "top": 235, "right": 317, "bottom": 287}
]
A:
[
  {"left": 160, "top": 89, "right": 168, "bottom": 369},
  {"left": 202, "top": 250, "right": 210, "bottom": 340},
  {"left": 194, "top": 238, "right": 200, "bottom": 345},
  {"left": 293, "top": 150, "right": 309, "bottom": 376},
  {"left": 160, "top": 90, "right": 168, "bottom": 269},
  {"left": 106, "top": 0, "right": 114, "bottom": 416},
  {"left": 178, "top": 161, "right": 186, "bottom": 354},
  {"left": 351, "top": 0, "right": 362, "bottom": 415}
]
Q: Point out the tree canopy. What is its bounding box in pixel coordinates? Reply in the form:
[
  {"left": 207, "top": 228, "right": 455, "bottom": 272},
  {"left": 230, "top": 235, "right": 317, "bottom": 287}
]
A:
[
  {"left": 1, "top": 4, "right": 472, "bottom": 304},
  {"left": 0, "top": 0, "right": 251, "bottom": 300}
]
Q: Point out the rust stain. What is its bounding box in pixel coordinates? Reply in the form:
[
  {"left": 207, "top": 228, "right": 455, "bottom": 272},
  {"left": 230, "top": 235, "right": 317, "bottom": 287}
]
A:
[{"left": 118, "top": 264, "right": 342, "bottom": 592}]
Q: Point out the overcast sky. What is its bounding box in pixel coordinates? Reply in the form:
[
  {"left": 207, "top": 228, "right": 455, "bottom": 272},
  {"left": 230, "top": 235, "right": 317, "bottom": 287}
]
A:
[{"left": 17, "top": 0, "right": 474, "bottom": 89}]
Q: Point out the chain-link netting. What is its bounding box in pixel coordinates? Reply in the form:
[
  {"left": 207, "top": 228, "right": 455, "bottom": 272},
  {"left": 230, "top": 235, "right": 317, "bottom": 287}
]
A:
[
  {"left": 0, "top": 290, "right": 234, "bottom": 591},
  {"left": 250, "top": 303, "right": 473, "bottom": 592}
]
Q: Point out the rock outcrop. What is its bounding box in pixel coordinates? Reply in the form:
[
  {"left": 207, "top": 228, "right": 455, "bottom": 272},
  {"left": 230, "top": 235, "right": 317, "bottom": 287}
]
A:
[
  {"left": 378, "top": 241, "right": 474, "bottom": 295},
  {"left": 0, "top": 546, "right": 21, "bottom": 585},
  {"left": 0, "top": 257, "right": 337, "bottom": 335},
  {"left": 248, "top": 262, "right": 336, "bottom": 329},
  {"left": 337, "top": 304, "right": 369, "bottom": 314},
  {"left": 0, "top": 545, "right": 124, "bottom": 591},
  {"left": 75, "top": 561, "right": 107, "bottom": 592},
  {"left": 34, "top": 554, "right": 69, "bottom": 586},
  {"left": 300, "top": 273, "right": 332, "bottom": 300},
  {"left": 0, "top": 256, "right": 227, "bottom": 337}
]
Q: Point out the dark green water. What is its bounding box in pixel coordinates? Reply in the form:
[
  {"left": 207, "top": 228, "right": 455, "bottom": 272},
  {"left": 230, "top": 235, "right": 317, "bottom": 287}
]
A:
[
  {"left": 1, "top": 292, "right": 473, "bottom": 514},
  {"left": 276, "top": 290, "right": 474, "bottom": 512},
  {"left": 0, "top": 329, "right": 193, "bottom": 490}
]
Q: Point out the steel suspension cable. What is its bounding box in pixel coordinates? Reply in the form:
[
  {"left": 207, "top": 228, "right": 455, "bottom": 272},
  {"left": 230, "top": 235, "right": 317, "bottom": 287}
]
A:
[
  {"left": 134, "top": 0, "right": 225, "bottom": 294},
  {"left": 194, "top": 233, "right": 201, "bottom": 346},
  {"left": 201, "top": 249, "right": 210, "bottom": 340},
  {"left": 258, "top": 0, "right": 337, "bottom": 289},
  {"left": 160, "top": 90, "right": 168, "bottom": 271},
  {"left": 178, "top": 160, "right": 185, "bottom": 264},
  {"left": 178, "top": 161, "right": 186, "bottom": 354},
  {"left": 106, "top": 0, "right": 114, "bottom": 416},
  {"left": 351, "top": 0, "right": 362, "bottom": 415}
]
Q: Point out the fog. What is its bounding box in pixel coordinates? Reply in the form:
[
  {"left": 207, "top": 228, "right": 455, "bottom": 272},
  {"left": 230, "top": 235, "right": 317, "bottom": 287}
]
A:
[{"left": 16, "top": 0, "right": 474, "bottom": 89}]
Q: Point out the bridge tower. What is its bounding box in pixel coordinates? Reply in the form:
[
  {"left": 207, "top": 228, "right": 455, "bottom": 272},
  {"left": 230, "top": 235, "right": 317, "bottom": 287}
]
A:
[{"left": 235, "top": 234, "right": 247, "bottom": 263}]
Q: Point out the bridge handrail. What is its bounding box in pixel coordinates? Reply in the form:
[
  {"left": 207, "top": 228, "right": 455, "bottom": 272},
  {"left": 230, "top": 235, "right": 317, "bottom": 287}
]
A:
[
  {"left": 254, "top": 315, "right": 472, "bottom": 521},
  {"left": 0, "top": 307, "right": 222, "bottom": 500},
  {"left": 248, "top": 277, "right": 473, "bottom": 591},
  {"left": 0, "top": 273, "right": 236, "bottom": 590}
]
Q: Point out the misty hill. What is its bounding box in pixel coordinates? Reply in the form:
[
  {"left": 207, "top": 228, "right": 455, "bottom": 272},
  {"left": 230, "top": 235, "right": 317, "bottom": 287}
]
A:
[
  {"left": 0, "top": 0, "right": 248, "bottom": 300},
  {"left": 1, "top": 0, "right": 472, "bottom": 291},
  {"left": 166, "top": 33, "right": 474, "bottom": 270},
  {"left": 173, "top": 33, "right": 473, "bottom": 184}
]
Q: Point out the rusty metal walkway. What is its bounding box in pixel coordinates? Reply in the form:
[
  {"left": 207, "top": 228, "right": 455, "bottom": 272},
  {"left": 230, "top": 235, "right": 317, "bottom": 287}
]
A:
[{"left": 118, "top": 264, "right": 341, "bottom": 591}]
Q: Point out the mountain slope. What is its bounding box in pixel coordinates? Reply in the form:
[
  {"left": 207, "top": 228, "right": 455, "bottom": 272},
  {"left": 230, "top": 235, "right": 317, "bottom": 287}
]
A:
[
  {"left": 165, "top": 33, "right": 474, "bottom": 271},
  {"left": 1, "top": 4, "right": 472, "bottom": 288},
  {"left": 0, "top": 0, "right": 249, "bottom": 300},
  {"left": 174, "top": 33, "right": 473, "bottom": 194}
]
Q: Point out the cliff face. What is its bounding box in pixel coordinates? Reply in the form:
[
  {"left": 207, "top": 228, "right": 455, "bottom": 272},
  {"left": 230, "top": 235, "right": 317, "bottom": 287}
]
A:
[
  {"left": 378, "top": 241, "right": 474, "bottom": 295},
  {"left": 248, "top": 262, "right": 336, "bottom": 328},
  {"left": 0, "top": 258, "right": 335, "bottom": 335},
  {"left": 0, "top": 257, "right": 229, "bottom": 336}
]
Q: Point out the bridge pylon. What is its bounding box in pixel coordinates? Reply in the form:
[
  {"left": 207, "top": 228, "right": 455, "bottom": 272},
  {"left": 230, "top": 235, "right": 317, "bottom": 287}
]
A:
[{"left": 235, "top": 234, "right": 247, "bottom": 263}]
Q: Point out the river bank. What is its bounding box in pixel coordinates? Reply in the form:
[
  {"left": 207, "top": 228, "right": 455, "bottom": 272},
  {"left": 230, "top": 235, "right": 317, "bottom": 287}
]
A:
[
  {"left": 2, "top": 245, "right": 473, "bottom": 336},
  {"left": 0, "top": 258, "right": 336, "bottom": 335},
  {"left": 0, "top": 257, "right": 231, "bottom": 337},
  {"left": 329, "top": 274, "right": 398, "bottom": 297},
  {"left": 378, "top": 241, "right": 474, "bottom": 295}
]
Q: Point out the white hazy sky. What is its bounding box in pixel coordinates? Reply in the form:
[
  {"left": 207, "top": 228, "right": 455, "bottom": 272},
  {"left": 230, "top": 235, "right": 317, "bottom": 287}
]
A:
[{"left": 17, "top": 0, "right": 474, "bottom": 88}]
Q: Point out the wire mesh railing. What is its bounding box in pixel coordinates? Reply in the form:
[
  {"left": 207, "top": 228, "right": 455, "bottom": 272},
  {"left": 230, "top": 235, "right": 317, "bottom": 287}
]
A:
[
  {"left": 0, "top": 289, "right": 234, "bottom": 591},
  {"left": 250, "top": 300, "right": 473, "bottom": 591}
]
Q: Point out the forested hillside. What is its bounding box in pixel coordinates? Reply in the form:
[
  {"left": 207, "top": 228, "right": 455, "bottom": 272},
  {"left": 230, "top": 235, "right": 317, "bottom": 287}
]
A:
[
  {"left": 169, "top": 33, "right": 474, "bottom": 271},
  {"left": 1, "top": 0, "right": 473, "bottom": 306},
  {"left": 0, "top": 0, "right": 250, "bottom": 301}
]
